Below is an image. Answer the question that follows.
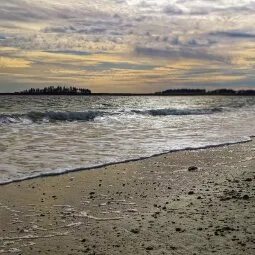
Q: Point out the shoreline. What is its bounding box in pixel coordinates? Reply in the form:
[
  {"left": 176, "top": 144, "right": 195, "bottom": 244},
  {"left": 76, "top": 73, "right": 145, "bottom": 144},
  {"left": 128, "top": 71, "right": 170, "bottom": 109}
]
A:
[
  {"left": 1, "top": 137, "right": 253, "bottom": 186},
  {"left": 0, "top": 139, "right": 254, "bottom": 254},
  {"left": 1, "top": 94, "right": 255, "bottom": 97}
]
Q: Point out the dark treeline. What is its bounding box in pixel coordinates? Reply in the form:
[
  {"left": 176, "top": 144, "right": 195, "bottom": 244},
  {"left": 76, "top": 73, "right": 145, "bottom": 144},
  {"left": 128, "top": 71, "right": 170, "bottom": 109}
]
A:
[
  {"left": 7, "top": 87, "right": 255, "bottom": 96},
  {"left": 15, "top": 86, "right": 91, "bottom": 95},
  {"left": 155, "top": 88, "right": 255, "bottom": 96}
]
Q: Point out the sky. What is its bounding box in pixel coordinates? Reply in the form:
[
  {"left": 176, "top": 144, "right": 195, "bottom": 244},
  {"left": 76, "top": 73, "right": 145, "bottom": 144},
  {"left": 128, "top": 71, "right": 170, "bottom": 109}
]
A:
[{"left": 0, "top": 0, "right": 255, "bottom": 93}]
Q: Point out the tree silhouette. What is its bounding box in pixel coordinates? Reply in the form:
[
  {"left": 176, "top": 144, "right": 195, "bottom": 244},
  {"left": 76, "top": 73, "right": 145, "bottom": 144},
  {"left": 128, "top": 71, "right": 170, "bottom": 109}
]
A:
[
  {"left": 156, "top": 88, "right": 255, "bottom": 96},
  {"left": 16, "top": 86, "right": 91, "bottom": 95}
]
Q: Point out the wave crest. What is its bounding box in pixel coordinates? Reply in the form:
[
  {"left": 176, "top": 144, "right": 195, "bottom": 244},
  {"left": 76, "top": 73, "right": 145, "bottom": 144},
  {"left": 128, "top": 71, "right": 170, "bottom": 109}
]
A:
[
  {"left": 0, "top": 111, "right": 105, "bottom": 124},
  {"left": 29, "top": 111, "right": 103, "bottom": 122},
  {"left": 0, "top": 107, "right": 223, "bottom": 124},
  {"left": 132, "top": 107, "right": 222, "bottom": 116}
]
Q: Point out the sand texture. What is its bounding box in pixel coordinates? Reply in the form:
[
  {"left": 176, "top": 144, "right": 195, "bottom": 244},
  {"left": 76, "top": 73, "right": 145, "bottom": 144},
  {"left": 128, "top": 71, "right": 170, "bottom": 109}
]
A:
[{"left": 0, "top": 140, "right": 255, "bottom": 255}]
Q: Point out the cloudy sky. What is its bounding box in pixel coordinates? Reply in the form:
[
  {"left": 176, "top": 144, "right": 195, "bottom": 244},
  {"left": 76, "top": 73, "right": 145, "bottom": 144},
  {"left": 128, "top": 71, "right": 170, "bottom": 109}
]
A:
[{"left": 0, "top": 0, "right": 255, "bottom": 93}]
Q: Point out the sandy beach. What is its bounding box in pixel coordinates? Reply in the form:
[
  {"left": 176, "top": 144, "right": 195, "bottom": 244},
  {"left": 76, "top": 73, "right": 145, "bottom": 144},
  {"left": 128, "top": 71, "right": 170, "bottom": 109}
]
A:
[{"left": 0, "top": 140, "right": 254, "bottom": 255}]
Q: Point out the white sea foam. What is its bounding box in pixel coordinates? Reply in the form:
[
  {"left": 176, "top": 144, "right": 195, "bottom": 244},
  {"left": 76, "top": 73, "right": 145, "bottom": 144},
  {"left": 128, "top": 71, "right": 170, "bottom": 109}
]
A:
[
  {"left": 64, "top": 222, "right": 83, "bottom": 227},
  {"left": 1, "top": 232, "right": 69, "bottom": 241},
  {"left": 76, "top": 211, "right": 123, "bottom": 221}
]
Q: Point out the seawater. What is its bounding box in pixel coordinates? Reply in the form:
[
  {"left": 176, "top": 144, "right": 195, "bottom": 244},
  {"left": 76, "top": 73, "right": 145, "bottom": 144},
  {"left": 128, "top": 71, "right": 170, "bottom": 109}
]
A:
[{"left": 1, "top": 95, "right": 255, "bottom": 184}]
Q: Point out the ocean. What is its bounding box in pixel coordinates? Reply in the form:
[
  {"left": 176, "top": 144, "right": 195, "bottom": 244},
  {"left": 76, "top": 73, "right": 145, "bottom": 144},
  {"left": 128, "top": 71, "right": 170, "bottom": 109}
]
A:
[{"left": 0, "top": 95, "right": 254, "bottom": 184}]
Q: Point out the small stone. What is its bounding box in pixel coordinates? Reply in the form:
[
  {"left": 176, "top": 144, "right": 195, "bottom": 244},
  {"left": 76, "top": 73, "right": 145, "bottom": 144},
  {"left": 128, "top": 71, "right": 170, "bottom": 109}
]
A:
[
  {"left": 242, "top": 195, "right": 249, "bottom": 200},
  {"left": 188, "top": 191, "right": 194, "bottom": 195},
  {"left": 145, "top": 246, "right": 154, "bottom": 251},
  {"left": 131, "top": 228, "right": 140, "bottom": 234},
  {"left": 175, "top": 227, "right": 181, "bottom": 232},
  {"left": 244, "top": 178, "right": 252, "bottom": 182},
  {"left": 188, "top": 166, "right": 198, "bottom": 172}
]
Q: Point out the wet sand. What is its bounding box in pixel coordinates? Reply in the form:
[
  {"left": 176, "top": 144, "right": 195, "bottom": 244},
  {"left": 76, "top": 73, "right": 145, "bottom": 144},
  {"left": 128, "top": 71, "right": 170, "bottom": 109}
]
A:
[{"left": 0, "top": 140, "right": 254, "bottom": 255}]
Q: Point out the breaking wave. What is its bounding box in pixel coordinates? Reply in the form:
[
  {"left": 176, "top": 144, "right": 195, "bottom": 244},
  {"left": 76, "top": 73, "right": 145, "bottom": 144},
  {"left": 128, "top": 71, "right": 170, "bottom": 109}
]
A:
[
  {"left": 0, "top": 107, "right": 224, "bottom": 124},
  {"left": 131, "top": 107, "right": 223, "bottom": 116},
  {"left": 0, "top": 111, "right": 106, "bottom": 124},
  {"left": 0, "top": 137, "right": 253, "bottom": 185}
]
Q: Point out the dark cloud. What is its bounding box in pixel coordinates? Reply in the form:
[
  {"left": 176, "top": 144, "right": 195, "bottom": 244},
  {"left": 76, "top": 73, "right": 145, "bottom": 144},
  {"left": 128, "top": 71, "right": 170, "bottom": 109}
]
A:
[
  {"left": 163, "top": 5, "right": 185, "bottom": 15},
  {"left": 134, "top": 47, "right": 230, "bottom": 63},
  {"left": 42, "top": 16, "right": 132, "bottom": 36},
  {"left": 44, "top": 50, "right": 92, "bottom": 56},
  {"left": 94, "top": 62, "right": 158, "bottom": 71},
  {"left": 44, "top": 27, "right": 108, "bottom": 34},
  {"left": 186, "top": 38, "right": 216, "bottom": 47},
  {"left": 44, "top": 27, "right": 71, "bottom": 33},
  {"left": 0, "top": 1, "right": 113, "bottom": 23},
  {"left": 139, "top": 32, "right": 216, "bottom": 48},
  {"left": 0, "top": 1, "right": 57, "bottom": 22},
  {"left": 81, "top": 28, "right": 107, "bottom": 34},
  {"left": 210, "top": 31, "right": 255, "bottom": 38}
]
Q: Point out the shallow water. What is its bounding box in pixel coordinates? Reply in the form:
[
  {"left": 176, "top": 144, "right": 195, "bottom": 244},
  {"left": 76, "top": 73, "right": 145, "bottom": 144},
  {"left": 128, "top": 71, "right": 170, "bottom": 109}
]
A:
[{"left": 0, "top": 95, "right": 255, "bottom": 183}]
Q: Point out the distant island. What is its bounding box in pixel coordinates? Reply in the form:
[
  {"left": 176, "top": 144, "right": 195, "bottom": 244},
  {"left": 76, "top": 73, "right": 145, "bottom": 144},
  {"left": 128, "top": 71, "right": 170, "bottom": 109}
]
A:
[
  {"left": 0, "top": 86, "right": 255, "bottom": 96},
  {"left": 14, "top": 86, "right": 91, "bottom": 95},
  {"left": 155, "top": 88, "right": 255, "bottom": 96}
]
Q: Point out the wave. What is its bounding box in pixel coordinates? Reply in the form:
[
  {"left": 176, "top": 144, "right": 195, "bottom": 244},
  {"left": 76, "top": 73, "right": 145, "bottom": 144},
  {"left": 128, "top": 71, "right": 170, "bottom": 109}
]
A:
[
  {"left": 0, "top": 107, "right": 223, "bottom": 124},
  {"left": 0, "top": 111, "right": 106, "bottom": 124},
  {"left": 0, "top": 136, "right": 252, "bottom": 185},
  {"left": 131, "top": 107, "right": 223, "bottom": 116}
]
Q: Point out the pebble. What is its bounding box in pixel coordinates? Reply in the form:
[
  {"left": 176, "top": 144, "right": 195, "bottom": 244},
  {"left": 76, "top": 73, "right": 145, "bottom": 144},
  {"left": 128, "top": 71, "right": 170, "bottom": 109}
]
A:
[
  {"left": 242, "top": 194, "right": 249, "bottom": 200},
  {"left": 130, "top": 228, "right": 140, "bottom": 234},
  {"left": 145, "top": 246, "right": 154, "bottom": 251},
  {"left": 188, "top": 166, "right": 198, "bottom": 172}
]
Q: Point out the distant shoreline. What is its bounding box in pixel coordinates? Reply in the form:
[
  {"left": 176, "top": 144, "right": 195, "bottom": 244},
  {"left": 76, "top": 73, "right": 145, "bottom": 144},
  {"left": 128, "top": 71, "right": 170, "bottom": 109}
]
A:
[
  {"left": 0, "top": 93, "right": 255, "bottom": 96},
  {"left": 1, "top": 86, "right": 255, "bottom": 96}
]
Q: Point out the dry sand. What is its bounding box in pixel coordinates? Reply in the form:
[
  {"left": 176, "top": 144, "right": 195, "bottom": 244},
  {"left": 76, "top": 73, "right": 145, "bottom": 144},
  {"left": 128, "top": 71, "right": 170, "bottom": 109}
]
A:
[{"left": 0, "top": 140, "right": 255, "bottom": 255}]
